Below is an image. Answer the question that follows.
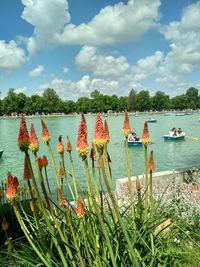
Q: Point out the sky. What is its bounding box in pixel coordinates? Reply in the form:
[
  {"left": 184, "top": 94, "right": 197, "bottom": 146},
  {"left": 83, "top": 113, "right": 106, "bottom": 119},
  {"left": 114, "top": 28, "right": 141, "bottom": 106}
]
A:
[{"left": 0, "top": 0, "right": 200, "bottom": 100}]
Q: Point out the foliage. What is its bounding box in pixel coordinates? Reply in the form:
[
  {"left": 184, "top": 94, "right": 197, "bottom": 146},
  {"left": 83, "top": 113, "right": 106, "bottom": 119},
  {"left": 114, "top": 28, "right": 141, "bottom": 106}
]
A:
[
  {"left": 0, "top": 113, "right": 199, "bottom": 266},
  {"left": 1, "top": 87, "right": 200, "bottom": 115}
]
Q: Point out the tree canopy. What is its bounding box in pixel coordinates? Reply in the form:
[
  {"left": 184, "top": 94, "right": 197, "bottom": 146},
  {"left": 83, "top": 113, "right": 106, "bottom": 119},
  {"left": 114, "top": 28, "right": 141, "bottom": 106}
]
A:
[{"left": 0, "top": 87, "right": 199, "bottom": 116}]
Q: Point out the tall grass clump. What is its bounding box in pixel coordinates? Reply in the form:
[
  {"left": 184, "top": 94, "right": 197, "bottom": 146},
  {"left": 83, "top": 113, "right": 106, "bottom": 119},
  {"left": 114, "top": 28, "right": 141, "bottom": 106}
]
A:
[{"left": 0, "top": 112, "right": 200, "bottom": 266}]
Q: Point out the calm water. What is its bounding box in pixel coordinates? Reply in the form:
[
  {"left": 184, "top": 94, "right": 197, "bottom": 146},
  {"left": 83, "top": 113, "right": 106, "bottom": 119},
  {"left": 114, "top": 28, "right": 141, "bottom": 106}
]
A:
[{"left": 1, "top": 113, "right": 200, "bottom": 192}]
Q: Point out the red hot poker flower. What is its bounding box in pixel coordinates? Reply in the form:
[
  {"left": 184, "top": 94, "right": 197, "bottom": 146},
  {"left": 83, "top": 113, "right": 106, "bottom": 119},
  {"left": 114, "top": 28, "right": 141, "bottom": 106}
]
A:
[
  {"left": 122, "top": 111, "right": 131, "bottom": 137},
  {"left": 93, "top": 113, "right": 107, "bottom": 152},
  {"left": 76, "top": 196, "right": 85, "bottom": 218},
  {"left": 141, "top": 122, "right": 151, "bottom": 145},
  {"left": 41, "top": 119, "right": 51, "bottom": 142},
  {"left": 76, "top": 113, "right": 89, "bottom": 159},
  {"left": 18, "top": 114, "right": 30, "bottom": 152},
  {"left": 57, "top": 135, "right": 64, "bottom": 155},
  {"left": 42, "top": 155, "right": 48, "bottom": 167},
  {"left": 147, "top": 150, "right": 155, "bottom": 171},
  {"left": 29, "top": 123, "right": 39, "bottom": 153},
  {"left": 66, "top": 136, "right": 73, "bottom": 152},
  {"left": 23, "top": 154, "right": 32, "bottom": 180},
  {"left": 6, "top": 173, "right": 19, "bottom": 200},
  {"left": 38, "top": 157, "right": 44, "bottom": 169},
  {"left": 104, "top": 120, "right": 110, "bottom": 142}
]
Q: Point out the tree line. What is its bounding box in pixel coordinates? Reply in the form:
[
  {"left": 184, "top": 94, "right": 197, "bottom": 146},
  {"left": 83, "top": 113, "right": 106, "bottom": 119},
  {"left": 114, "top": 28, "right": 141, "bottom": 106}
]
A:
[{"left": 0, "top": 87, "right": 199, "bottom": 116}]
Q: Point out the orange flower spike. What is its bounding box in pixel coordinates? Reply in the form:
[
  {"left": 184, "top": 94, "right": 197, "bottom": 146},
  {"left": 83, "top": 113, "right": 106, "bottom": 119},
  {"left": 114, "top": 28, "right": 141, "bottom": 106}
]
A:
[
  {"left": 57, "top": 135, "right": 64, "bottom": 155},
  {"left": 66, "top": 136, "right": 73, "bottom": 152},
  {"left": 104, "top": 120, "right": 110, "bottom": 142},
  {"left": 147, "top": 150, "right": 155, "bottom": 171},
  {"left": 90, "top": 143, "right": 96, "bottom": 161},
  {"left": 141, "top": 122, "right": 151, "bottom": 145},
  {"left": 18, "top": 114, "right": 30, "bottom": 152},
  {"left": 76, "top": 195, "right": 85, "bottom": 218},
  {"left": 6, "top": 173, "right": 19, "bottom": 200},
  {"left": 42, "top": 155, "right": 48, "bottom": 167},
  {"left": 58, "top": 188, "right": 68, "bottom": 207},
  {"left": 122, "top": 111, "right": 131, "bottom": 137},
  {"left": 23, "top": 155, "right": 32, "bottom": 180},
  {"left": 41, "top": 119, "right": 51, "bottom": 142},
  {"left": 93, "top": 113, "right": 107, "bottom": 152},
  {"left": 29, "top": 123, "right": 39, "bottom": 153},
  {"left": 59, "top": 162, "right": 65, "bottom": 177},
  {"left": 76, "top": 113, "right": 89, "bottom": 159},
  {"left": 2, "top": 217, "right": 9, "bottom": 231},
  {"left": 37, "top": 157, "right": 44, "bottom": 169}
]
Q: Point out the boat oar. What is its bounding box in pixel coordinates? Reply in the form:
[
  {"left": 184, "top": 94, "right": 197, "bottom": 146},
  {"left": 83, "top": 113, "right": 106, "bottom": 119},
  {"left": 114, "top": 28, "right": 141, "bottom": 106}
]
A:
[{"left": 186, "top": 136, "right": 199, "bottom": 141}]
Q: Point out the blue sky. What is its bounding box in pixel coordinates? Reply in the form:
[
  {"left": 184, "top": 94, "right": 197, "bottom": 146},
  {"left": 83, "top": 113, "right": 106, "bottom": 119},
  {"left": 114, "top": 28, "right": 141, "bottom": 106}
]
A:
[{"left": 0, "top": 0, "right": 200, "bottom": 100}]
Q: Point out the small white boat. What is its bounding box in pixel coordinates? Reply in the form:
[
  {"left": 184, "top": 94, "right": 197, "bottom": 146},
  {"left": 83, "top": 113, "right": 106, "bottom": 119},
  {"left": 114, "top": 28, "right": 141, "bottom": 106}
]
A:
[
  {"left": 146, "top": 117, "right": 157, "bottom": 123},
  {"left": 175, "top": 113, "right": 185, "bottom": 116},
  {"left": 0, "top": 150, "right": 3, "bottom": 158},
  {"left": 163, "top": 132, "right": 186, "bottom": 141}
]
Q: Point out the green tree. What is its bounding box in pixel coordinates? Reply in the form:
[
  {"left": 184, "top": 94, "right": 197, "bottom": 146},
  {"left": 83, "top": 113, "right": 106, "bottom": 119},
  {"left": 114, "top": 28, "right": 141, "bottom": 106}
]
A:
[
  {"left": 2, "top": 89, "right": 19, "bottom": 115},
  {"left": 151, "top": 91, "right": 170, "bottom": 111},
  {"left": 136, "top": 90, "right": 151, "bottom": 111},
  {"left": 42, "top": 88, "right": 62, "bottom": 113},
  {"left": 170, "top": 95, "right": 188, "bottom": 110},
  {"left": 76, "top": 97, "right": 91, "bottom": 113},
  {"left": 127, "top": 89, "right": 137, "bottom": 111},
  {"left": 185, "top": 87, "right": 199, "bottom": 109}
]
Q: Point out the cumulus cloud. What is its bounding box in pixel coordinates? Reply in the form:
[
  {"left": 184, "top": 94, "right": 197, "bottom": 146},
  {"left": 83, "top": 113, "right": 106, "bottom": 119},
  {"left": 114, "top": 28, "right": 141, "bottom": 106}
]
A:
[
  {"left": 0, "top": 40, "right": 26, "bottom": 70},
  {"left": 29, "top": 65, "right": 44, "bottom": 77},
  {"left": 21, "top": 0, "right": 70, "bottom": 55},
  {"left": 75, "top": 46, "right": 129, "bottom": 77},
  {"left": 21, "top": 0, "right": 160, "bottom": 53},
  {"left": 158, "top": 1, "right": 200, "bottom": 90},
  {"left": 39, "top": 75, "right": 119, "bottom": 100},
  {"left": 14, "top": 87, "right": 27, "bottom": 94}
]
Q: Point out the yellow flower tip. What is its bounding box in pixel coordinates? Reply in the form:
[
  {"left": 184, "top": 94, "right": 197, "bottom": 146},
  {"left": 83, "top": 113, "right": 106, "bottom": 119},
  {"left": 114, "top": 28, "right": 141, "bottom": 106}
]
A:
[
  {"left": 2, "top": 217, "right": 9, "bottom": 231},
  {"left": 122, "top": 111, "right": 131, "bottom": 137},
  {"left": 76, "top": 196, "right": 85, "bottom": 218},
  {"left": 6, "top": 173, "right": 19, "bottom": 200},
  {"left": 94, "top": 113, "right": 107, "bottom": 151},
  {"left": 141, "top": 122, "right": 151, "bottom": 145},
  {"left": 41, "top": 119, "right": 51, "bottom": 142},
  {"left": 29, "top": 123, "right": 39, "bottom": 153}
]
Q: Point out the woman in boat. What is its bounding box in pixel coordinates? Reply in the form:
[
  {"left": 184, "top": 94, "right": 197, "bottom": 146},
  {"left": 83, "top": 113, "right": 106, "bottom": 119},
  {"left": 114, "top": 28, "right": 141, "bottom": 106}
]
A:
[{"left": 177, "top": 128, "right": 182, "bottom": 135}]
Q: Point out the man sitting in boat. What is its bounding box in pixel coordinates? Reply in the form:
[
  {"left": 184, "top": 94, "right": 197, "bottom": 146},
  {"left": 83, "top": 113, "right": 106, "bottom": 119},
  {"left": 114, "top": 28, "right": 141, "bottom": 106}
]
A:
[
  {"left": 177, "top": 128, "right": 182, "bottom": 135},
  {"left": 128, "top": 132, "right": 139, "bottom": 141},
  {"left": 169, "top": 127, "right": 176, "bottom": 136}
]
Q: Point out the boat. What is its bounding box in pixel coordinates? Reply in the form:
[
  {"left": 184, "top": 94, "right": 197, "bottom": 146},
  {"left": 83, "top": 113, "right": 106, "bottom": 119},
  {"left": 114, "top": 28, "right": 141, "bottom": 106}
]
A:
[
  {"left": 164, "top": 113, "right": 172, "bottom": 116},
  {"left": 163, "top": 132, "right": 186, "bottom": 141},
  {"left": 175, "top": 113, "right": 185, "bottom": 116},
  {"left": 128, "top": 140, "right": 143, "bottom": 147},
  {"left": 146, "top": 117, "right": 157, "bottom": 123},
  {"left": 0, "top": 150, "right": 3, "bottom": 158}
]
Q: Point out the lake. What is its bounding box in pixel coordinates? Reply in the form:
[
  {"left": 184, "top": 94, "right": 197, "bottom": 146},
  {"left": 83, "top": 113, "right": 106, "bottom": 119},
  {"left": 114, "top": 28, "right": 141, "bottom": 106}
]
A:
[{"left": 1, "top": 113, "right": 200, "bottom": 193}]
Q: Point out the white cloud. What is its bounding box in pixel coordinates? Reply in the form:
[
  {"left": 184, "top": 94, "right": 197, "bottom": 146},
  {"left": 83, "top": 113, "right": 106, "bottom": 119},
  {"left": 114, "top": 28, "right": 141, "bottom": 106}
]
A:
[
  {"left": 14, "top": 87, "right": 27, "bottom": 94},
  {"left": 21, "top": 0, "right": 160, "bottom": 53},
  {"left": 0, "top": 40, "right": 26, "bottom": 70},
  {"left": 75, "top": 46, "right": 129, "bottom": 77},
  {"left": 131, "top": 51, "right": 163, "bottom": 82},
  {"left": 21, "top": 0, "right": 70, "bottom": 54},
  {"left": 63, "top": 67, "right": 69, "bottom": 74},
  {"left": 39, "top": 75, "right": 119, "bottom": 100},
  {"left": 158, "top": 1, "right": 200, "bottom": 90},
  {"left": 29, "top": 65, "right": 44, "bottom": 77}
]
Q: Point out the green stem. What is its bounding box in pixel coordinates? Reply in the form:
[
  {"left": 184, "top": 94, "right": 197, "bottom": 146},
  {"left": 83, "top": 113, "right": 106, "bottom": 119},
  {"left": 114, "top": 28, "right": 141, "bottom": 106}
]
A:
[
  {"left": 13, "top": 204, "right": 51, "bottom": 267},
  {"left": 125, "top": 137, "right": 135, "bottom": 221},
  {"left": 61, "top": 154, "right": 75, "bottom": 199},
  {"left": 104, "top": 144, "right": 112, "bottom": 190},
  {"left": 91, "top": 159, "right": 100, "bottom": 201},
  {"left": 150, "top": 170, "right": 153, "bottom": 213},
  {"left": 69, "top": 152, "right": 78, "bottom": 198},
  {"left": 44, "top": 167, "right": 52, "bottom": 197},
  {"left": 144, "top": 144, "right": 148, "bottom": 220}
]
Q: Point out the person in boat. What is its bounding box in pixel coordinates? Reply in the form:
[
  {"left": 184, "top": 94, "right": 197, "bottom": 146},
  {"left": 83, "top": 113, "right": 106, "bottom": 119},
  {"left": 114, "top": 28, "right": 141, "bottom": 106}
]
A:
[
  {"left": 169, "top": 127, "right": 176, "bottom": 136},
  {"left": 177, "top": 128, "right": 182, "bottom": 135},
  {"left": 128, "top": 132, "right": 139, "bottom": 141}
]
